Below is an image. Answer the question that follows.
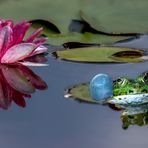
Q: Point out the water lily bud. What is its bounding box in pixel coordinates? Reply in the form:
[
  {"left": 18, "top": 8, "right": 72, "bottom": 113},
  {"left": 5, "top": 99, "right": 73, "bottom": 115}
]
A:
[{"left": 89, "top": 74, "right": 113, "bottom": 101}]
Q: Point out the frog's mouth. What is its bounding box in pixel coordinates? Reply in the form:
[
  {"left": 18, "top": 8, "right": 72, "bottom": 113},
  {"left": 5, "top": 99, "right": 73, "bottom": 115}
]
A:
[{"left": 107, "top": 98, "right": 126, "bottom": 109}]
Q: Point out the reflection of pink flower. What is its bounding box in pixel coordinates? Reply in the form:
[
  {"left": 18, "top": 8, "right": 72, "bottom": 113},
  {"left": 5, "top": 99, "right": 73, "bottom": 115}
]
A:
[
  {"left": 0, "top": 19, "right": 48, "bottom": 63},
  {"left": 0, "top": 64, "right": 48, "bottom": 109}
]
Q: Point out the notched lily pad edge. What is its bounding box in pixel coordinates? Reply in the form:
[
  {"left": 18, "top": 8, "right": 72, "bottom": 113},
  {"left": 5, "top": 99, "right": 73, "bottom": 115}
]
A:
[
  {"left": 30, "top": 19, "right": 61, "bottom": 33},
  {"left": 30, "top": 17, "right": 141, "bottom": 36},
  {"left": 79, "top": 10, "right": 142, "bottom": 35}
]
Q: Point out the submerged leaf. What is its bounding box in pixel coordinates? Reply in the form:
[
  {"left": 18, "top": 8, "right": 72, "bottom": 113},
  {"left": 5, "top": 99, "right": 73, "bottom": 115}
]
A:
[{"left": 54, "top": 46, "right": 144, "bottom": 63}]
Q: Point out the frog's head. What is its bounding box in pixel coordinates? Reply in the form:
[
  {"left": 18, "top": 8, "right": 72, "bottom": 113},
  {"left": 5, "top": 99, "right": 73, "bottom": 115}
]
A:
[{"left": 113, "top": 77, "right": 129, "bottom": 87}]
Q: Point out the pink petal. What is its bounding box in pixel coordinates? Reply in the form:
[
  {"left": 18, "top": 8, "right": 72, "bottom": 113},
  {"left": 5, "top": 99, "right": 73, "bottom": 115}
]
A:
[
  {"left": 26, "top": 27, "right": 43, "bottom": 42},
  {"left": 0, "top": 19, "right": 4, "bottom": 23},
  {"left": 33, "top": 37, "right": 48, "bottom": 45},
  {"left": 29, "top": 45, "right": 48, "bottom": 57},
  {"left": 2, "top": 65, "right": 35, "bottom": 94},
  {"left": 0, "top": 19, "right": 5, "bottom": 27},
  {"left": 0, "top": 26, "right": 13, "bottom": 56},
  {"left": 2, "top": 20, "right": 13, "bottom": 28},
  {"left": 1, "top": 43, "right": 37, "bottom": 63},
  {"left": 12, "top": 21, "right": 31, "bottom": 45}
]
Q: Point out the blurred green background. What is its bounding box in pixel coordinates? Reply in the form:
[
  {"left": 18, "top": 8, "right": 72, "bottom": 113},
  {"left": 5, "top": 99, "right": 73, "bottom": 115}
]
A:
[{"left": 1, "top": 0, "right": 148, "bottom": 33}]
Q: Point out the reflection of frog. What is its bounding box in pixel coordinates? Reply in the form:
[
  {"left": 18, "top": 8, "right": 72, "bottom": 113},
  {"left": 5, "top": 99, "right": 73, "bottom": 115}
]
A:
[
  {"left": 113, "top": 72, "right": 148, "bottom": 96},
  {"left": 121, "top": 104, "right": 148, "bottom": 129},
  {"left": 121, "top": 113, "right": 148, "bottom": 129}
]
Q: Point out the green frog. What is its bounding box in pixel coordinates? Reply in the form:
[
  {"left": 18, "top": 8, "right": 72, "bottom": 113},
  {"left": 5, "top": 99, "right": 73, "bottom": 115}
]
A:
[{"left": 113, "top": 72, "right": 148, "bottom": 96}]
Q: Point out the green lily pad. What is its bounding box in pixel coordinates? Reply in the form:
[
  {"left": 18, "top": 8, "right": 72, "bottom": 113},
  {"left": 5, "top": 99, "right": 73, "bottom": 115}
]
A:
[
  {"left": 1, "top": 0, "right": 148, "bottom": 34},
  {"left": 45, "top": 32, "right": 132, "bottom": 46},
  {"left": 31, "top": 20, "right": 132, "bottom": 46},
  {"left": 0, "top": 0, "right": 80, "bottom": 33},
  {"left": 81, "top": 0, "right": 148, "bottom": 34},
  {"left": 65, "top": 83, "right": 101, "bottom": 104},
  {"left": 54, "top": 46, "right": 144, "bottom": 63}
]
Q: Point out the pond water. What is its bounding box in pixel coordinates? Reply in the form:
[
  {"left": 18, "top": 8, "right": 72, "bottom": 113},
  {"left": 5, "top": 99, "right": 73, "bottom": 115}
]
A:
[
  {"left": 0, "top": 36, "right": 147, "bottom": 148},
  {"left": 0, "top": 0, "right": 148, "bottom": 147}
]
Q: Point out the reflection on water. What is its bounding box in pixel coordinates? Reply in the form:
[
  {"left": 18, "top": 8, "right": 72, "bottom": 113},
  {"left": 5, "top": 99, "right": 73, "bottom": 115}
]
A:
[
  {"left": 65, "top": 71, "right": 148, "bottom": 129},
  {"left": 0, "top": 63, "right": 47, "bottom": 109},
  {"left": 121, "top": 105, "right": 148, "bottom": 129}
]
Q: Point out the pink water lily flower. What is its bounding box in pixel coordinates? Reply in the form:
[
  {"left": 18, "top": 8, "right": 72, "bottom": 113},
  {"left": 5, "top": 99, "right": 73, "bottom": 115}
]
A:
[{"left": 0, "top": 19, "right": 48, "bottom": 63}]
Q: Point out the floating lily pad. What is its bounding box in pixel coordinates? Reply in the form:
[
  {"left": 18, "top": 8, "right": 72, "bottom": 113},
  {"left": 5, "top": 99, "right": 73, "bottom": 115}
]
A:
[
  {"left": 81, "top": 0, "right": 148, "bottom": 34},
  {"left": 46, "top": 33, "right": 133, "bottom": 46},
  {"left": 31, "top": 20, "right": 132, "bottom": 45},
  {"left": 1, "top": 0, "right": 148, "bottom": 34},
  {"left": 0, "top": 0, "right": 81, "bottom": 33},
  {"left": 65, "top": 83, "right": 101, "bottom": 104},
  {"left": 54, "top": 46, "right": 144, "bottom": 63},
  {"left": 65, "top": 82, "right": 115, "bottom": 104},
  {"left": 80, "top": 11, "right": 136, "bottom": 36}
]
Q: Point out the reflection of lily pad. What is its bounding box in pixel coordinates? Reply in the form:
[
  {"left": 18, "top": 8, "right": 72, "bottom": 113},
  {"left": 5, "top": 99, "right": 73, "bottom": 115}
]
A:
[{"left": 54, "top": 46, "right": 144, "bottom": 63}]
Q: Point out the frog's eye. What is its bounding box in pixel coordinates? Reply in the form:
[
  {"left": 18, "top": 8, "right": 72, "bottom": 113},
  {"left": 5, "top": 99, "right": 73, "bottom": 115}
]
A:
[
  {"left": 143, "top": 73, "right": 148, "bottom": 81},
  {"left": 117, "top": 78, "right": 123, "bottom": 82},
  {"left": 114, "top": 78, "right": 123, "bottom": 84},
  {"left": 114, "top": 78, "right": 128, "bottom": 87}
]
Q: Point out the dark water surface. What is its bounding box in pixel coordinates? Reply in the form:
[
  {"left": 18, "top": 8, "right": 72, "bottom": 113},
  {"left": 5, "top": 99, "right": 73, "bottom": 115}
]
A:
[{"left": 0, "top": 36, "right": 147, "bottom": 148}]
